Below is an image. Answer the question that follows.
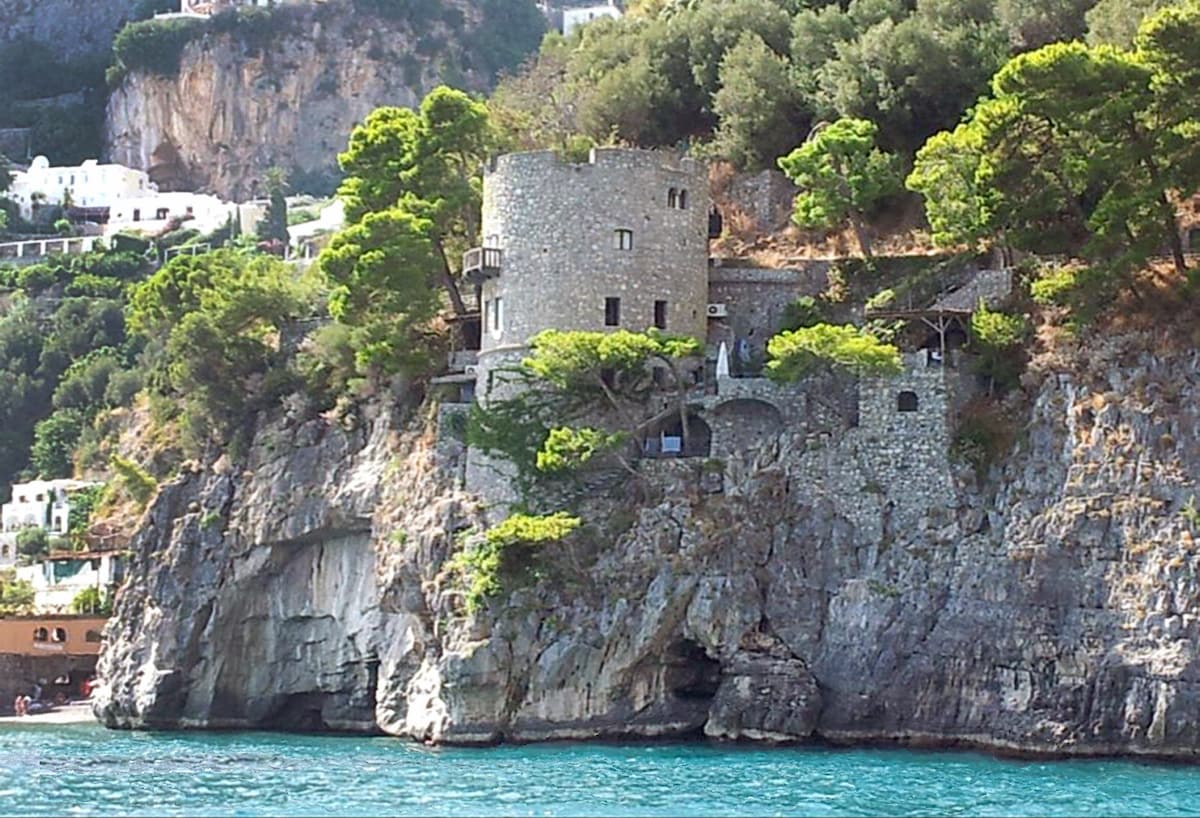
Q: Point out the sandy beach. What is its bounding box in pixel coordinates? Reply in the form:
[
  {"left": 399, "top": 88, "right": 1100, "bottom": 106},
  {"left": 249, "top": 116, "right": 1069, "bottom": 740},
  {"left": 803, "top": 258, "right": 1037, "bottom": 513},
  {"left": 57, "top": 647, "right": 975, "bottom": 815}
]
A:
[{"left": 0, "top": 701, "right": 97, "bottom": 726}]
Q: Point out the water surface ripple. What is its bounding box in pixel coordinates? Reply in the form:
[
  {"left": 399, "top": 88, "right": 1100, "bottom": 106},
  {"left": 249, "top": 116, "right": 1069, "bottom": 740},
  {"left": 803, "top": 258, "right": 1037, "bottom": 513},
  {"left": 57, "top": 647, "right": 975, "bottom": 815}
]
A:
[{"left": 1, "top": 723, "right": 1198, "bottom": 816}]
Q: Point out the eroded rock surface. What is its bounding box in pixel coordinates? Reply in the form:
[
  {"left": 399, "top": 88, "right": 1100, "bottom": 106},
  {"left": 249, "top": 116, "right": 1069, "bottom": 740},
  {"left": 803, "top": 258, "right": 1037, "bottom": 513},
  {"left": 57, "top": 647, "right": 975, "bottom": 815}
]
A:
[{"left": 98, "top": 334, "right": 1200, "bottom": 758}]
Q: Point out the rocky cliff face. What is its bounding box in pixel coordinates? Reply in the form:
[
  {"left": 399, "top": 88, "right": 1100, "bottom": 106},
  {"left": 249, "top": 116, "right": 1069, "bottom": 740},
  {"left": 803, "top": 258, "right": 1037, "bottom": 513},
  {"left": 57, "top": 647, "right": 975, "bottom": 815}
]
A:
[
  {"left": 104, "top": 1, "right": 538, "bottom": 199},
  {"left": 0, "top": 0, "right": 138, "bottom": 60},
  {"left": 96, "top": 331, "right": 1200, "bottom": 758}
]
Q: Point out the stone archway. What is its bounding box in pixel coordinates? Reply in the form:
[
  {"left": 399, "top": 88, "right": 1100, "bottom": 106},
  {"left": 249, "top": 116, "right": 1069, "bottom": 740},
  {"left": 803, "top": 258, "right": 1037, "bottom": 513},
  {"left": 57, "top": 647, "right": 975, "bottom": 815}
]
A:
[{"left": 711, "top": 398, "right": 784, "bottom": 454}]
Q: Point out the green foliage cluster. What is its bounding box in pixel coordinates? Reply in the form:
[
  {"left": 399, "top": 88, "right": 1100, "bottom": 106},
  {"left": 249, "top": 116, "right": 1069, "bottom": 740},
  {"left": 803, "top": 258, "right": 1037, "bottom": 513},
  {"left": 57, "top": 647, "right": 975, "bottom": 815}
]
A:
[
  {"left": 15, "top": 527, "right": 49, "bottom": 559},
  {"left": 778, "top": 118, "right": 901, "bottom": 257},
  {"left": 493, "top": 0, "right": 1112, "bottom": 170},
  {"left": 109, "top": 455, "right": 156, "bottom": 509},
  {"left": 320, "top": 87, "right": 493, "bottom": 376},
  {"left": 71, "top": 585, "right": 112, "bottom": 616},
  {"left": 0, "top": 250, "right": 150, "bottom": 487},
  {"left": 969, "top": 304, "right": 1029, "bottom": 393},
  {"left": 766, "top": 323, "right": 902, "bottom": 382},
  {"left": 908, "top": 3, "right": 1200, "bottom": 317},
  {"left": 129, "top": 249, "right": 316, "bottom": 451},
  {"left": 109, "top": 16, "right": 207, "bottom": 82},
  {"left": 536, "top": 427, "right": 625, "bottom": 474},
  {"left": 449, "top": 512, "right": 581, "bottom": 612},
  {"left": 0, "top": 569, "right": 35, "bottom": 616},
  {"left": 469, "top": 328, "right": 701, "bottom": 494},
  {"left": 67, "top": 484, "right": 105, "bottom": 546}
]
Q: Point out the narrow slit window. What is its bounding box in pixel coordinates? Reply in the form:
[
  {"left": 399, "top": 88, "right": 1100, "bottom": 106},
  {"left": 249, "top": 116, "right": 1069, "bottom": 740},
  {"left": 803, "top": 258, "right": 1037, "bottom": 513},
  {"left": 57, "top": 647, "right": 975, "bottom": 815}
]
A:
[
  {"left": 667, "top": 188, "right": 678, "bottom": 208},
  {"left": 678, "top": 189, "right": 688, "bottom": 209},
  {"left": 615, "top": 229, "right": 633, "bottom": 250},
  {"left": 493, "top": 297, "right": 503, "bottom": 332},
  {"left": 654, "top": 300, "right": 668, "bottom": 330},
  {"left": 605, "top": 297, "right": 621, "bottom": 327}
]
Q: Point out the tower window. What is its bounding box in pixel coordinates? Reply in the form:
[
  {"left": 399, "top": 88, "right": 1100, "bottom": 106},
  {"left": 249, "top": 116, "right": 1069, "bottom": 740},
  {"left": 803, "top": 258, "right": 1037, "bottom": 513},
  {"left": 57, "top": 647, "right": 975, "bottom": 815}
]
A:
[
  {"left": 667, "top": 188, "right": 678, "bottom": 208},
  {"left": 678, "top": 189, "right": 688, "bottom": 209},
  {"left": 605, "top": 297, "right": 621, "bottom": 327},
  {"left": 493, "top": 297, "right": 503, "bottom": 332},
  {"left": 615, "top": 229, "right": 633, "bottom": 250},
  {"left": 132, "top": 209, "right": 140, "bottom": 222},
  {"left": 654, "top": 300, "right": 668, "bottom": 330},
  {"left": 897, "top": 391, "right": 919, "bottom": 413}
]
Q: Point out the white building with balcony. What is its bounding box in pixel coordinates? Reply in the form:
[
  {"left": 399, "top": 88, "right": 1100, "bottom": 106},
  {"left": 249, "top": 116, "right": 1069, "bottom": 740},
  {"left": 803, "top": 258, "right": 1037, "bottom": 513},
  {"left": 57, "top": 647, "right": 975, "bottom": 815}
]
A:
[
  {"left": 6, "top": 156, "right": 155, "bottom": 220},
  {"left": 15, "top": 551, "right": 127, "bottom": 613},
  {"left": 0, "top": 479, "right": 100, "bottom": 568},
  {"left": 106, "top": 191, "right": 235, "bottom": 238}
]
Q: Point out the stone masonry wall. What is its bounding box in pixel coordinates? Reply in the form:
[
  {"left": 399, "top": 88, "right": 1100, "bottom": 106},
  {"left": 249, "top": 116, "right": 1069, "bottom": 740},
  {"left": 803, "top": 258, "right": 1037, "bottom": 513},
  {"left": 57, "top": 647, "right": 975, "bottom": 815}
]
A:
[
  {"left": 707, "top": 263, "right": 830, "bottom": 360},
  {"left": 476, "top": 148, "right": 710, "bottom": 400}
]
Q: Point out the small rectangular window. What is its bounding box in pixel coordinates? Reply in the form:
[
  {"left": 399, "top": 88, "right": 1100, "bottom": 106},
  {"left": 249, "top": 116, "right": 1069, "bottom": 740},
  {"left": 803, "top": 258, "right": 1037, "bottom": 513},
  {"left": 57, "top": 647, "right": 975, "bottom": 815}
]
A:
[
  {"left": 605, "top": 297, "right": 621, "bottom": 327},
  {"left": 483, "top": 299, "right": 491, "bottom": 330},
  {"left": 615, "top": 229, "right": 633, "bottom": 250},
  {"left": 493, "top": 296, "right": 503, "bottom": 331},
  {"left": 132, "top": 209, "right": 140, "bottom": 222},
  {"left": 654, "top": 300, "right": 667, "bottom": 330},
  {"left": 156, "top": 208, "right": 169, "bottom": 220}
]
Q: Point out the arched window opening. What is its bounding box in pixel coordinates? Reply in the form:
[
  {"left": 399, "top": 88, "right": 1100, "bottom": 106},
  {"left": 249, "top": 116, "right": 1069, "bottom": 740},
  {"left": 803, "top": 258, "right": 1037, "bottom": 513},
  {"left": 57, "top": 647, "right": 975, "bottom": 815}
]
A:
[
  {"left": 897, "top": 391, "right": 919, "bottom": 413},
  {"left": 667, "top": 187, "right": 677, "bottom": 208},
  {"left": 678, "top": 189, "right": 688, "bottom": 209},
  {"left": 33, "top": 628, "right": 49, "bottom": 642},
  {"left": 85, "top": 630, "right": 102, "bottom": 643},
  {"left": 51, "top": 627, "right": 68, "bottom": 643}
]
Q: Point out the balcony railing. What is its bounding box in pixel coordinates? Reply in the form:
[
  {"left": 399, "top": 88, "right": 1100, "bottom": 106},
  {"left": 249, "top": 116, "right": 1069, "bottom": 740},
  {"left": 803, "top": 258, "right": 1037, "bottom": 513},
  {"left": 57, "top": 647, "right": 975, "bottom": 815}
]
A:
[{"left": 462, "top": 247, "right": 502, "bottom": 282}]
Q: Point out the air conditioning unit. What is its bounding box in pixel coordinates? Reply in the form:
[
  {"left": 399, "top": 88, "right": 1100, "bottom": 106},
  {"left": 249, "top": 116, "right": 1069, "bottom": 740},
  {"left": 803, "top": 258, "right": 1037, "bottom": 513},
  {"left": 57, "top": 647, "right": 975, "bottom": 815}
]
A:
[
  {"left": 706, "top": 303, "right": 728, "bottom": 318},
  {"left": 464, "top": 365, "right": 479, "bottom": 376}
]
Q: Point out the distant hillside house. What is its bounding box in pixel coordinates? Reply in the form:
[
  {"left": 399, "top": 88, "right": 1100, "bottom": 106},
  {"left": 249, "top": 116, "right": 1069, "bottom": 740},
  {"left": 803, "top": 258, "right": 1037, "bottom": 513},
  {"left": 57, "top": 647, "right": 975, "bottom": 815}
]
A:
[
  {"left": 540, "top": 0, "right": 622, "bottom": 35},
  {"left": 179, "top": 0, "right": 281, "bottom": 14},
  {"left": 6, "top": 156, "right": 155, "bottom": 221},
  {"left": 106, "top": 191, "right": 235, "bottom": 238},
  {"left": 0, "top": 479, "right": 101, "bottom": 568}
]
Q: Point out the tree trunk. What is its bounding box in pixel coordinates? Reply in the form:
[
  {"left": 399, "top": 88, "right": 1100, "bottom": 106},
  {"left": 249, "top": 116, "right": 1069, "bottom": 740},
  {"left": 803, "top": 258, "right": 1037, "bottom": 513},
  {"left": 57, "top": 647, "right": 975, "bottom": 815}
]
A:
[
  {"left": 1160, "top": 191, "right": 1188, "bottom": 273},
  {"left": 435, "top": 240, "right": 469, "bottom": 315},
  {"left": 849, "top": 209, "right": 873, "bottom": 259}
]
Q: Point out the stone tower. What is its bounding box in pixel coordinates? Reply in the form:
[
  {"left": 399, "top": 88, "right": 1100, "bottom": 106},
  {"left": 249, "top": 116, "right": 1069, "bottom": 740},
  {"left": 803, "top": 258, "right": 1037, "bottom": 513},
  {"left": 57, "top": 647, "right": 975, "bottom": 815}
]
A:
[{"left": 464, "top": 148, "right": 711, "bottom": 399}]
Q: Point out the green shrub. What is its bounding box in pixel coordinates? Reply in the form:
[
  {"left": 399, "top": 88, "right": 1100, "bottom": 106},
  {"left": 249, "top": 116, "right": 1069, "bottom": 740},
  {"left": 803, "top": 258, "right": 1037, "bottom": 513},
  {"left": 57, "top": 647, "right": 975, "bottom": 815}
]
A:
[
  {"left": 111, "top": 17, "right": 206, "bottom": 79},
  {"left": 31, "top": 408, "right": 86, "bottom": 478},
  {"left": 449, "top": 512, "right": 581, "bottom": 612},
  {"left": 0, "top": 571, "right": 35, "bottom": 616},
  {"left": 68, "top": 484, "right": 105, "bottom": 545},
  {"left": 15, "top": 527, "right": 49, "bottom": 559},
  {"left": 110, "top": 455, "right": 157, "bottom": 508},
  {"left": 71, "top": 585, "right": 113, "bottom": 615}
]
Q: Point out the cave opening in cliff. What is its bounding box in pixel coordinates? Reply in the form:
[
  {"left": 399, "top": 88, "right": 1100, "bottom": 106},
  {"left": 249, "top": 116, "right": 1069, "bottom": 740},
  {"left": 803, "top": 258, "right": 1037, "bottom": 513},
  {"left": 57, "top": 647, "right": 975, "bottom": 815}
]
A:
[
  {"left": 265, "top": 692, "right": 330, "bottom": 733},
  {"left": 664, "top": 638, "right": 722, "bottom": 703}
]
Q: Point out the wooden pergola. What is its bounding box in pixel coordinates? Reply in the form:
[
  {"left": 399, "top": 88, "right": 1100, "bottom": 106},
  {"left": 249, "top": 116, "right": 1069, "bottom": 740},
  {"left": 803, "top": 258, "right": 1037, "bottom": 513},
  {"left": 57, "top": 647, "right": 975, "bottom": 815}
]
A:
[{"left": 865, "top": 307, "right": 973, "bottom": 360}]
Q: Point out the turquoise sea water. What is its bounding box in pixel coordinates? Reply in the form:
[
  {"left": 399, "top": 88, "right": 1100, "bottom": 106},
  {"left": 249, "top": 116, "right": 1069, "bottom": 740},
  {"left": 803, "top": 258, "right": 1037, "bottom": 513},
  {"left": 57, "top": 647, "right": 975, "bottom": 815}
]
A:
[{"left": 1, "top": 723, "right": 1199, "bottom": 817}]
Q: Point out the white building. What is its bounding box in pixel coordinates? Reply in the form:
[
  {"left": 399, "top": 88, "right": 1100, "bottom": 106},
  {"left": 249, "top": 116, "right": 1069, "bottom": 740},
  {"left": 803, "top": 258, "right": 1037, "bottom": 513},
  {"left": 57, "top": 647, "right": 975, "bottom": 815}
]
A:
[
  {"left": 6, "top": 156, "right": 155, "bottom": 220},
  {"left": 15, "top": 551, "right": 126, "bottom": 613},
  {"left": 557, "top": 0, "right": 621, "bottom": 35},
  {"left": 0, "top": 479, "right": 100, "bottom": 568},
  {"left": 106, "top": 191, "right": 235, "bottom": 237},
  {"left": 177, "top": 0, "right": 303, "bottom": 14}
]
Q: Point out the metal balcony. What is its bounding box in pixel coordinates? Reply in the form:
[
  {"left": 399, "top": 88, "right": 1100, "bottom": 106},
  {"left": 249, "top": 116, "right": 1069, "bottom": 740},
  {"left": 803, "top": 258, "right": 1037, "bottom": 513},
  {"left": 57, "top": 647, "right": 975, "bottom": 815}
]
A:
[{"left": 462, "top": 247, "right": 502, "bottom": 283}]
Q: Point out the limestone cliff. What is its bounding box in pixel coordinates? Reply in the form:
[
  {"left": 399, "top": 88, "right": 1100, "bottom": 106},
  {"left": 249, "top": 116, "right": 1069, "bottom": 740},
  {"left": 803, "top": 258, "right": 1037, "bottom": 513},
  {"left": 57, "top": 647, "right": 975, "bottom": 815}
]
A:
[
  {"left": 0, "top": 0, "right": 138, "bottom": 61},
  {"left": 95, "top": 331, "right": 1200, "bottom": 758},
  {"left": 104, "top": 1, "right": 543, "bottom": 198}
]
